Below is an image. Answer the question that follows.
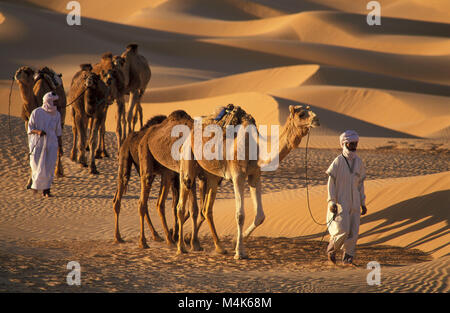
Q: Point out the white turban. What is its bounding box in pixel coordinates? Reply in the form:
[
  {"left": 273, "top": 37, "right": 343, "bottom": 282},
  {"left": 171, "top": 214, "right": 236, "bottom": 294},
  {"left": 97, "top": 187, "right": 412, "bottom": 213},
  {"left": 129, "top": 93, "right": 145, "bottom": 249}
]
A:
[
  {"left": 42, "top": 91, "right": 59, "bottom": 114},
  {"left": 340, "top": 130, "right": 359, "bottom": 147}
]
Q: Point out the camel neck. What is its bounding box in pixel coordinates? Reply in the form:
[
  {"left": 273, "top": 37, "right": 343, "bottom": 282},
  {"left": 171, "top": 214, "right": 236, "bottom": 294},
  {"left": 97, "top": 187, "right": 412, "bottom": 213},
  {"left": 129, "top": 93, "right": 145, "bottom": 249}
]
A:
[
  {"left": 278, "top": 117, "right": 304, "bottom": 163},
  {"left": 18, "top": 81, "right": 37, "bottom": 108}
]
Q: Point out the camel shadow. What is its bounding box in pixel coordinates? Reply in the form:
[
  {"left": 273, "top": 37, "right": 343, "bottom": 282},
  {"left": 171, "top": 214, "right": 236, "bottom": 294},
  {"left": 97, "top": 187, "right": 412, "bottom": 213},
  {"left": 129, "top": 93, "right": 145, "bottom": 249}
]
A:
[
  {"left": 357, "top": 190, "right": 450, "bottom": 255},
  {"left": 297, "top": 190, "right": 449, "bottom": 257}
]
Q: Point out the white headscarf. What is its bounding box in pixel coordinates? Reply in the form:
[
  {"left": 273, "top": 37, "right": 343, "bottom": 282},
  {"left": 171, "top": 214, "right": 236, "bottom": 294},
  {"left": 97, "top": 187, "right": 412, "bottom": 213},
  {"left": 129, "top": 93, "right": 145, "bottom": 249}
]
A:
[
  {"left": 42, "top": 91, "right": 59, "bottom": 115},
  {"left": 340, "top": 130, "right": 359, "bottom": 160}
]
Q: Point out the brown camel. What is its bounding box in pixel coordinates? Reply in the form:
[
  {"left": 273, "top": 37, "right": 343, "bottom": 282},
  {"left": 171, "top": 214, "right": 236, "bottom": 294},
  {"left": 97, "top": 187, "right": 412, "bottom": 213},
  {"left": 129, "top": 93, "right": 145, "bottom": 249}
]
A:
[
  {"left": 68, "top": 64, "right": 109, "bottom": 174},
  {"left": 157, "top": 105, "right": 319, "bottom": 259},
  {"left": 92, "top": 52, "right": 127, "bottom": 151},
  {"left": 14, "top": 66, "right": 67, "bottom": 179},
  {"left": 113, "top": 114, "right": 183, "bottom": 247},
  {"left": 139, "top": 110, "right": 206, "bottom": 252},
  {"left": 116, "top": 44, "right": 151, "bottom": 135}
]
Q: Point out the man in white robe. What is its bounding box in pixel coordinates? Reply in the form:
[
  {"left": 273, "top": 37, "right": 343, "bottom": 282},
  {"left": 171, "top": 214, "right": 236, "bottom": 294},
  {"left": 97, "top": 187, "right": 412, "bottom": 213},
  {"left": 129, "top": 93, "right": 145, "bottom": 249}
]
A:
[
  {"left": 325, "top": 130, "right": 367, "bottom": 265},
  {"left": 28, "top": 91, "right": 62, "bottom": 197}
]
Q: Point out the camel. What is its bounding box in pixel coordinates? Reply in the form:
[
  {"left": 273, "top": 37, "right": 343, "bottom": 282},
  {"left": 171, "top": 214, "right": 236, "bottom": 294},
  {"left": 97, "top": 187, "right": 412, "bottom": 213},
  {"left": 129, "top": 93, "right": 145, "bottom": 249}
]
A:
[
  {"left": 168, "top": 105, "right": 319, "bottom": 259},
  {"left": 113, "top": 114, "right": 184, "bottom": 247},
  {"left": 14, "top": 65, "right": 67, "bottom": 179},
  {"left": 92, "top": 52, "right": 127, "bottom": 152},
  {"left": 116, "top": 44, "right": 151, "bottom": 135},
  {"left": 139, "top": 110, "right": 206, "bottom": 252},
  {"left": 68, "top": 64, "right": 109, "bottom": 174}
]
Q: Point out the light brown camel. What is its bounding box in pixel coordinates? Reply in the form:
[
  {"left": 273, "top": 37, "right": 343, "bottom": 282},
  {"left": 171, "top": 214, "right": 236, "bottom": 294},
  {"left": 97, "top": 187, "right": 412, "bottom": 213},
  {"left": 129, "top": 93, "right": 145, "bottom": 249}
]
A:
[
  {"left": 14, "top": 66, "right": 67, "bottom": 179},
  {"left": 68, "top": 65, "right": 109, "bottom": 174},
  {"left": 92, "top": 52, "right": 127, "bottom": 151},
  {"left": 113, "top": 114, "right": 184, "bottom": 247},
  {"left": 116, "top": 44, "right": 151, "bottom": 135},
  {"left": 140, "top": 110, "right": 206, "bottom": 252},
  {"left": 167, "top": 105, "right": 319, "bottom": 259}
]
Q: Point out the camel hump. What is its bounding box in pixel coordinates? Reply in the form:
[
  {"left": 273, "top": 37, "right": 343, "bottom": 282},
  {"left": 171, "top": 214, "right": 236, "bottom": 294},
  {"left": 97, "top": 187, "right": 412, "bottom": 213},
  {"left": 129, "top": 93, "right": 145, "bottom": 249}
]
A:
[
  {"left": 148, "top": 110, "right": 194, "bottom": 173},
  {"left": 142, "top": 115, "right": 167, "bottom": 130},
  {"left": 126, "top": 43, "right": 138, "bottom": 52},
  {"left": 79, "top": 63, "right": 93, "bottom": 71},
  {"left": 102, "top": 52, "right": 113, "bottom": 60}
]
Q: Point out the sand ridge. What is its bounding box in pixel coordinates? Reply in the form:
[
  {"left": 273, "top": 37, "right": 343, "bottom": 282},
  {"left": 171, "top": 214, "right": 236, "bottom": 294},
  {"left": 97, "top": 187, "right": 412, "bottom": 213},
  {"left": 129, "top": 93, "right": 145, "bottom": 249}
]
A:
[{"left": 0, "top": 0, "right": 449, "bottom": 293}]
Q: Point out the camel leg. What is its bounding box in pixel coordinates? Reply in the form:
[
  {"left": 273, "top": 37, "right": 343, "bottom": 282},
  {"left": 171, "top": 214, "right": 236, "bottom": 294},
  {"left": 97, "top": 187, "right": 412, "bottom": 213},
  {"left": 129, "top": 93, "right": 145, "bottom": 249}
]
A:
[
  {"left": 127, "top": 91, "right": 139, "bottom": 135},
  {"left": 157, "top": 173, "right": 175, "bottom": 246},
  {"left": 204, "top": 175, "right": 227, "bottom": 255},
  {"left": 138, "top": 170, "right": 156, "bottom": 249},
  {"left": 101, "top": 106, "right": 109, "bottom": 158},
  {"left": 55, "top": 146, "right": 64, "bottom": 177},
  {"left": 176, "top": 174, "right": 191, "bottom": 255},
  {"left": 244, "top": 172, "right": 265, "bottom": 238},
  {"left": 77, "top": 116, "right": 88, "bottom": 167},
  {"left": 196, "top": 177, "right": 207, "bottom": 230},
  {"left": 88, "top": 117, "right": 100, "bottom": 174},
  {"left": 112, "top": 148, "right": 133, "bottom": 243},
  {"left": 86, "top": 117, "right": 93, "bottom": 151},
  {"left": 136, "top": 94, "right": 143, "bottom": 130},
  {"left": 138, "top": 143, "right": 162, "bottom": 245},
  {"left": 170, "top": 174, "right": 180, "bottom": 242},
  {"left": 188, "top": 179, "right": 202, "bottom": 251},
  {"left": 233, "top": 174, "right": 248, "bottom": 260},
  {"left": 118, "top": 96, "right": 127, "bottom": 143},
  {"left": 115, "top": 98, "right": 125, "bottom": 150},
  {"left": 70, "top": 110, "right": 78, "bottom": 162},
  {"left": 95, "top": 109, "right": 108, "bottom": 159}
]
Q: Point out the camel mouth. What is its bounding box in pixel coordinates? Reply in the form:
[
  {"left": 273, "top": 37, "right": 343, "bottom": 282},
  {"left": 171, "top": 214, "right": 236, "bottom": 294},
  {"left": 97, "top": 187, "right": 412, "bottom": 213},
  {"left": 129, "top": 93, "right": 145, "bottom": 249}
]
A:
[{"left": 311, "top": 117, "right": 320, "bottom": 127}]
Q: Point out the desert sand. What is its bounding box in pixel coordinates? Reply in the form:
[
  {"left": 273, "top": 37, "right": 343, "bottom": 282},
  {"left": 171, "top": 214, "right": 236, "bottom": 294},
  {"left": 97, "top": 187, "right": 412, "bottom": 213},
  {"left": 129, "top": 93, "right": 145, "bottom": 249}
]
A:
[{"left": 0, "top": 0, "right": 449, "bottom": 293}]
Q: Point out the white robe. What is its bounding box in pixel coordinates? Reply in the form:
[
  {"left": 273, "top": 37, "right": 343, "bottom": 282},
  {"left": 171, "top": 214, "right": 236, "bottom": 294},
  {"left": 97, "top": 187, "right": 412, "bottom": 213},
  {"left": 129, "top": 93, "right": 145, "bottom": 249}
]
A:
[
  {"left": 326, "top": 154, "right": 366, "bottom": 257},
  {"left": 27, "top": 107, "right": 62, "bottom": 190}
]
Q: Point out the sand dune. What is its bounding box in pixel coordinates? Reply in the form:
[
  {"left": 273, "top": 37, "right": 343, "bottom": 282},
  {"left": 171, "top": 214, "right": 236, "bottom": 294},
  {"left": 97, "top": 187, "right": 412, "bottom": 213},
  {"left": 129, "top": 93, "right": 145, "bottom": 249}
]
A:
[{"left": 0, "top": 0, "right": 449, "bottom": 293}]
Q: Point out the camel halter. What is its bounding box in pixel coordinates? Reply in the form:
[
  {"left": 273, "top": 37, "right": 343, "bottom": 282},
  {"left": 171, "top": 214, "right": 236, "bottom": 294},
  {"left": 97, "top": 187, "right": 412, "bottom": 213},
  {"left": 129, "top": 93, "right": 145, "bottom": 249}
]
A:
[{"left": 304, "top": 130, "right": 336, "bottom": 242}]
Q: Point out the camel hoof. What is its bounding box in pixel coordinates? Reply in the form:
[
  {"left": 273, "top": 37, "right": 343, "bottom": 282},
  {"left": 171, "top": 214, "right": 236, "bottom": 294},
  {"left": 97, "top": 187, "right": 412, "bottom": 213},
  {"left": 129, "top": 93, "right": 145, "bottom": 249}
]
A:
[
  {"left": 176, "top": 246, "right": 188, "bottom": 255},
  {"left": 115, "top": 237, "right": 125, "bottom": 244},
  {"left": 215, "top": 246, "right": 228, "bottom": 255},
  {"left": 90, "top": 168, "right": 99, "bottom": 175},
  {"left": 234, "top": 252, "right": 248, "bottom": 260},
  {"left": 102, "top": 151, "right": 110, "bottom": 158},
  {"left": 139, "top": 241, "right": 149, "bottom": 249},
  {"left": 153, "top": 234, "right": 164, "bottom": 242},
  {"left": 191, "top": 241, "right": 203, "bottom": 252}
]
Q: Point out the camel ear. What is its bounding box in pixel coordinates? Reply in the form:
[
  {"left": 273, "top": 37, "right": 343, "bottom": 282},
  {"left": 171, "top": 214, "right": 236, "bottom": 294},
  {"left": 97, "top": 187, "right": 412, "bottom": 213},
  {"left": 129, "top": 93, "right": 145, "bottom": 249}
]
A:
[
  {"left": 306, "top": 105, "right": 310, "bottom": 110},
  {"left": 289, "top": 105, "right": 295, "bottom": 115}
]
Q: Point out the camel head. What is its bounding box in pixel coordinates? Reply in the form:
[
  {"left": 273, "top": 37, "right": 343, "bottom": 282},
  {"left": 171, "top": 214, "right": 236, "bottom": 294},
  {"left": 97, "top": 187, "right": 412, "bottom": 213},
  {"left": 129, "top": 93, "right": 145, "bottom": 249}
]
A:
[
  {"left": 120, "top": 43, "right": 139, "bottom": 87},
  {"left": 286, "top": 105, "right": 319, "bottom": 147},
  {"left": 101, "top": 69, "right": 116, "bottom": 103},
  {"left": 289, "top": 104, "right": 319, "bottom": 128},
  {"left": 84, "top": 72, "right": 105, "bottom": 117},
  {"left": 14, "top": 66, "right": 35, "bottom": 85},
  {"left": 112, "top": 56, "right": 125, "bottom": 69}
]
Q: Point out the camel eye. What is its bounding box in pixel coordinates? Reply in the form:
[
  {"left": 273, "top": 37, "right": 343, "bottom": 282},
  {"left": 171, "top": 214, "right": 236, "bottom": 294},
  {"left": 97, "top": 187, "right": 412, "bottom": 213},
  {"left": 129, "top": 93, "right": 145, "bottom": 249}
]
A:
[{"left": 299, "top": 111, "right": 307, "bottom": 118}]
